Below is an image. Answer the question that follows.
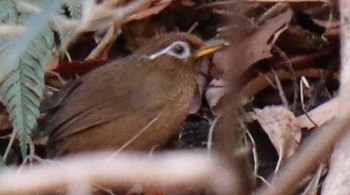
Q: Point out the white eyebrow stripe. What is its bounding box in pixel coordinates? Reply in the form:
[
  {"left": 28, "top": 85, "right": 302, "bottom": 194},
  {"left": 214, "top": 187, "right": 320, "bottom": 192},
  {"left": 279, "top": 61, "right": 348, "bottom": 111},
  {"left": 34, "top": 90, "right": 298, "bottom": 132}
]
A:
[
  {"left": 148, "top": 41, "right": 190, "bottom": 60},
  {"left": 149, "top": 46, "right": 170, "bottom": 59}
]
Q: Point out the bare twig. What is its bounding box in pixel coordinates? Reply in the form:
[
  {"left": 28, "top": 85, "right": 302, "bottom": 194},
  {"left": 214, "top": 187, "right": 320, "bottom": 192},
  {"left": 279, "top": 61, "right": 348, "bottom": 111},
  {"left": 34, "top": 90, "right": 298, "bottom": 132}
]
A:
[
  {"left": 272, "top": 46, "right": 298, "bottom": 112},
  {"left": 86, "top": 26, "right": 120, "bottom": 60},
  {"left": 0, "top": 152, "right": 235, "bottom": 195},
  {"left": 239, "top": 69, "right": 338, "bottom": 106},
  {"left": 2, "top": 131, "right": 16, "bottom": 162},
  {"left": 271, "top": 67, "right": 289, "bottom": 107}
]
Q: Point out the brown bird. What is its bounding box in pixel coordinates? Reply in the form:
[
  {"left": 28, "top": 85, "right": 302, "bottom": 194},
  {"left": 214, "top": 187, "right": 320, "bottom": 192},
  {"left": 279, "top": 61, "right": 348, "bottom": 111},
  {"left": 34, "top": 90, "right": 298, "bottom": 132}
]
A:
[{"left": 43, "top": 33, "right": 224, "bottom": 157}]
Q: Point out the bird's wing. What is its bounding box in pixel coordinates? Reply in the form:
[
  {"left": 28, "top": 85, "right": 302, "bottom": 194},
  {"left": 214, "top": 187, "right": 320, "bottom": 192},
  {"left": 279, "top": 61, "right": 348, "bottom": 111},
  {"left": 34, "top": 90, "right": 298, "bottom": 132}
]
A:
[{"left": 43, "top": 61, "right": 160, "bottom": 142}]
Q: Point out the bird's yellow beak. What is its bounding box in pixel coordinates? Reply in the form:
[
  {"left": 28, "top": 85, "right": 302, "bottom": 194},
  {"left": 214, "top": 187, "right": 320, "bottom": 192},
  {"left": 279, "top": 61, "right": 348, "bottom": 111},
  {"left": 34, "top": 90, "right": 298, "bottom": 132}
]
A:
[{"left": 194, "top": 39, "right": 228, "bottom": 59}]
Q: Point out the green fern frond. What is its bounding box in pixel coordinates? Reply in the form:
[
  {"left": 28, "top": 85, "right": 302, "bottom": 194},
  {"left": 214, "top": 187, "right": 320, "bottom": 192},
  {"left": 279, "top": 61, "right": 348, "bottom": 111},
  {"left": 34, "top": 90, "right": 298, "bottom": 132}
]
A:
[
  {"left": 0, "top": 0, "right": 62, "bottom": 157},
  {"left": 0, "top": 1, "right": 18, "bottom": 24}
]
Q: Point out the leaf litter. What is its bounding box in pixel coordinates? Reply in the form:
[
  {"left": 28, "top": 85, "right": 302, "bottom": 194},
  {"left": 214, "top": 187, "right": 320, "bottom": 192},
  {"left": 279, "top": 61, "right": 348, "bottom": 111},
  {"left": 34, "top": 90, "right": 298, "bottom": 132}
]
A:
[{"left": 0, "top": 0, "right": 343, "bottom": 194}]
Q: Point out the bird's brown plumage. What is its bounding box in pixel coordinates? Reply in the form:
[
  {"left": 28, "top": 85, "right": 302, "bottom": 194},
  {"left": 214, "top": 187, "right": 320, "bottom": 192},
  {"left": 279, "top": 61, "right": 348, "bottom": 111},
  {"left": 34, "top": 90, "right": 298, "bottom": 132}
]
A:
[{"left": 43, "top": 33, "right": 208, "bottom": 157}]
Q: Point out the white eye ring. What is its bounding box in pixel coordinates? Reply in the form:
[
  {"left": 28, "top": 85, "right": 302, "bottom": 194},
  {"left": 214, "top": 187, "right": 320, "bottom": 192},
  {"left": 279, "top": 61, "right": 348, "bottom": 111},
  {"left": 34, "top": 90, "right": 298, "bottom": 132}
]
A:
[{"left": 149, "top": 41, "right": 191, "bottom": 60}]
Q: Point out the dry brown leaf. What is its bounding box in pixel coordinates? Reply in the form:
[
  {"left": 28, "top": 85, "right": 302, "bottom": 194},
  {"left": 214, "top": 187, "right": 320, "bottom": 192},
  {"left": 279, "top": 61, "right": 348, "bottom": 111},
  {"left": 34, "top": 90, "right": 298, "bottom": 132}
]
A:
[
  {"left": 213, "top": 9, "right": 293, "bottom": 84},
  {"left": 0, "top": 113, "right": 11, "bottom": 131},
  {"left": 251, "top": 105, "right": 301, "bottom": 159},
  {"left": 211, "top": 9, "right": 293, "bottom": 114},
  {"left": 50, "top": 59, "right": 108, "bottom": 79},
  {"left": 296, "top": 97, "right": 338, "bottom": 129}
]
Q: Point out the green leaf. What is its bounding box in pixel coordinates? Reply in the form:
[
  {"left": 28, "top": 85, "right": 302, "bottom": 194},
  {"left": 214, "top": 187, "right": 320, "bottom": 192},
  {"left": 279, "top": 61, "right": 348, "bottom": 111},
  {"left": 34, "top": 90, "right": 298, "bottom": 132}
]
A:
[
  {"left": 0, "top": 155, "right": 6, "bottom": 168},
  {"left": 0, "top": 0, "right": 63, "bottom": 157}
]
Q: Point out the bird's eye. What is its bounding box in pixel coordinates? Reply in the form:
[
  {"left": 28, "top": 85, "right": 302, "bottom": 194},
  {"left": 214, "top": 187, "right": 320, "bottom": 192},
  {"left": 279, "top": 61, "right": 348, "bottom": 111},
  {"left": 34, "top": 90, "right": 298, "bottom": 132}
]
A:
[
  {"left": 171, "top": 44, "right": 185, "bottom": 55},
  {"left": 149, "top": 41, "right": 191, "bottom": 60},
  {"left": 167, "top": 41, "right": 190, "bottom": 59}
]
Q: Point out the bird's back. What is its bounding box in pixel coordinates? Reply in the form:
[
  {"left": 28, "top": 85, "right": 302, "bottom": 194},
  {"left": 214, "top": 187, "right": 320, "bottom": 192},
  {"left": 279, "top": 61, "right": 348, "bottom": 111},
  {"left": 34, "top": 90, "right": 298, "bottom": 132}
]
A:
[{"left": 44, "top": 57, "right": 198, "bottom": 157}]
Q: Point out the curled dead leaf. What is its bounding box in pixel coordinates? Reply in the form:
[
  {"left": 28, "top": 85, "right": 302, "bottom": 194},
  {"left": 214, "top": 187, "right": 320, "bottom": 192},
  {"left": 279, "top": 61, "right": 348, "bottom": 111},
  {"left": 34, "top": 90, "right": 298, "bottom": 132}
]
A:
[{"left": 251, "top": 105, "right": 301, "bottom": 160}]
